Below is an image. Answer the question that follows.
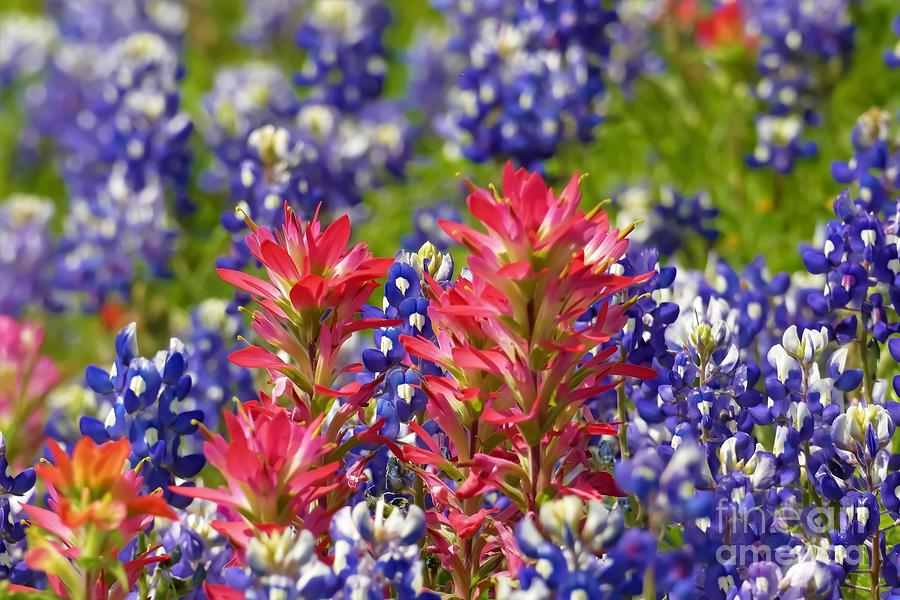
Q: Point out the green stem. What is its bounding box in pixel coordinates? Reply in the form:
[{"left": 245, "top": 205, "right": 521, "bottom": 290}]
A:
[
  {"left": 871, "top": 528, "right": 882, "bottom": 600},
  {"left": 617, "top": 382, "right": 629, "bottom": 460},
  {"left": 529, "top": 443, "right": 542, "bottom": 511},
  {"left": 414, "top": 412, "right": 426, "bottom": 510},
  {"left": 772, "top": 172, "right": 784, "bottom": 212},
  {"left": 859, "top": 325, "right": 873, "bottom": 404},
  {"left": 642, "top": 565, "right": 656, "bottom": 600}
]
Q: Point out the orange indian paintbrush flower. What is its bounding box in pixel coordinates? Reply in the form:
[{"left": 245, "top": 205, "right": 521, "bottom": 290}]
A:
[{"left": 25, "top": 437, "right": 176, "bottom": 537}]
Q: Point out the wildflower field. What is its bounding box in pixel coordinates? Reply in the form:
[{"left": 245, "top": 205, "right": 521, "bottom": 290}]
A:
[{"left": 4, "top": 0, "right": 900, "bottom": 598}]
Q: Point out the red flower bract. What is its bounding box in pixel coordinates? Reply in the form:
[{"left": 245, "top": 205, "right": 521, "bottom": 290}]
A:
[
  {"left": 393, "top": 164, "right": 655, "bottom": 598},
  {"left": 173, "top": 400, "right": 338, "bottom": 530},
  {"left": 217, "top": 203, "right": 395, "bottom": 417},
  {"left": 218, "top": 204, "right": 391, "bottom": 329}
]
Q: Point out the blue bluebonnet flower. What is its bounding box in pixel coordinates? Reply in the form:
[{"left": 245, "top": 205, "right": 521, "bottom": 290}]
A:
[
  {"left": 646, "top": 296, "right": 752, "bottom": 438},
  {"left": 153, "top": 499, "right": 234, "bottom": 591},
  {"left": 0, "top": 433, "right": 36, "bottom": 585},
  {"left": 218, "top": 101, "right": 412, "bottom": 269},
  {"left": 222, "top": 527, "right": 338, "bottom": 599},
  {"left": 330, "top": 500, "right": 436, "bottom": 599},
  {"left": 41, "top": 31, "right": 193, "bottom": 308},
  {"left": 402, "top": 202, "right": 463, "bottom": 252},
  {"left": 500, "top": 496, "right": 665, "bottom": 599},
  {"left": 18, "top": 42, "right": 94, "bottom": 164},
  {"left": 886, "top": 16, "right": 900, "bottom": 68},
  {"left": 75, "top": 323, "right": 205, "bottom": 508},
  {"left": 434, "top": 0, "right": 621, "bottom": 166},
  {"left": 746, "top": 114, "right": 817, "bottom": 173},
  {"left": 350, "top": 244, "right": 453, "bottom": 500},
  {"left": 294, "top": 0, "right": 392, "bottom": 111},
  {"left": 46, "top": 0, "right": 187, "bottom": 44},
  {"left": 183, "top": 299, "right": 256, "bottom": 431},
  {"left": 743, "top": 0, "right": 855, "bottom": 172},
  {"left": 56, "top": 174, "right": 180, "bottom": 310},
  {"left": 200, "top": 63, "right": 298, "bottom": 192},
  {"left": 0, "top": 195, "right": 58, "bottom": 316},
  {"left": 799, "top": 187, "right": 900, "bottom": 336},
  {"left": 830, "top": 109, "right": 899, "bottom": 209},
  {"left": 360, "top": 244, "right": 453, "bottom": 375},
  {"left": 648, "top": 188, "right": 720, "bottom": 257},
  {"left": 238, "top": 0, "right": 303, "bottom": 46},
  {"left": 0, "top": 14, "right": 57, "bottom": 88}
]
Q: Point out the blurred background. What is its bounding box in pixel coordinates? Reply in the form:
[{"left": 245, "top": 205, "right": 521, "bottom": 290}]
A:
[{"left": 0, "top": 0, "right": 898, "bottom": 377}]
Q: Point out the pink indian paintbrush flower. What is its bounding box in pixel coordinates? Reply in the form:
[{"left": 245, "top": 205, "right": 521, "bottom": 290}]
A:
[
  {"left": 218, "top": 203, "right": 396, "bottom": 419},
  {"left": 0, "top": 316, "right": 59, "bottom": 466},
  {"left": 21, "top": 437, "right": 175, "bottom": 599},
  {"left": 172, "top": 399, "right": 340, "bottom": 535}
]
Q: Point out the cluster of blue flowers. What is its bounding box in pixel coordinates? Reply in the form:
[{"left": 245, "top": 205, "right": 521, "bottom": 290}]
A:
[
  {"left": 505, "top": 106, "right": 900, "bottom": 598},
  {"left": 0, "top": 13, "right": 56, "bottom": 88},
  {"left": 76, "top": 323, "right": 205, "bottom": 508},
  {"left": 353, "top": 243, "right": 454, "bottom": 501},
  {"left": 0, "top": 435, "right": 36, "bottom": 586},
  {"left": 2, "top": 1, "right": 192, "bottom": 311},
  {"left": 294, "top": 0, "right": 392, "bottom": 111},
  {"left": 431, "top": 0, "right": 628, "bottom": 166},
  {"left": 0, "top": 0, "right": 419, "bottom": 310},
  {"left": 0, "top": 195, "right": 58, "bottom": 317},
  {"left": 165, "top": 499, "right": 432, "bottom": 599},
  {"left": 615, "top": 186, "right": 720, "bottom": 259},
  {"left": 205, "top": 0, "right": 412, "bottom": 270},
  {"left": 888, "top": 16, "right": 900, "bottom": 68},
  {"left": 743, "top": 0, "right": 856, "bottom": 172},
  {"left": 51, "top": 31, "right": 192, "bottom": 308}
]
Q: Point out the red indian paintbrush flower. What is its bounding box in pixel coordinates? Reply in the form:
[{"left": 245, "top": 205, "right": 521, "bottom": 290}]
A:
[
  {"left": 219, "top": 204, "right": 390, "bottom": 325},
  {"left": 405, "top": 163, "right": 653, "bottom": 443},
  {"left": 218, "top": 204, "right": 395, "bottom": 418},
  {"left": 394, "top": 164, "right": 654, "bottom": 598},
  {"left": 172, "top": 400, "right": 339, "bottom": 533},
  {"left": 21, "top": 437, "right": 175, "bottom": 599},
  {"left": 696, "top": 1, "right": 756, "bottom": 49}
]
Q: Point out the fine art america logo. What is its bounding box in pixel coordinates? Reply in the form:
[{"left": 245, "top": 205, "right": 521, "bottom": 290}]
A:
[{"left": 713, "top": 501, "right": 869, "bottom": 567}]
